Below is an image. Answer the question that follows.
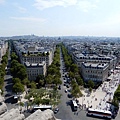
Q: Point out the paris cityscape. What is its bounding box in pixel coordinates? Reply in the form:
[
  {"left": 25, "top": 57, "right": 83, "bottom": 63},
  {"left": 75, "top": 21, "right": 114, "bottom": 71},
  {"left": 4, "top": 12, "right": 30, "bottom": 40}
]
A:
[{"left": 0, "top": 0, "right": 120, "bottom": 120}]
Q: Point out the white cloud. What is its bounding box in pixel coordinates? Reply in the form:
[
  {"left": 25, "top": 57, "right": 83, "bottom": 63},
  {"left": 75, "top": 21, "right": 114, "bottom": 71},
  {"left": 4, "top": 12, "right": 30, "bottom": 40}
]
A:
[
  {"left": 10, "top": 16, "right": 46, "bottom": 22},
  {"left": 17, "top": 6, "right": 27, "bottom": 13},
  {"left": 0, "top": 0, "right": 5, "bottom": 4},
  {"left": 33, "top": 0, "right": 98, "bottom": 12},
  {"left": 77, "top": 1, "right": 98, "bottom": 12},
  {"left": 12, "top": 3, "right": 27, "bottom": 13}
]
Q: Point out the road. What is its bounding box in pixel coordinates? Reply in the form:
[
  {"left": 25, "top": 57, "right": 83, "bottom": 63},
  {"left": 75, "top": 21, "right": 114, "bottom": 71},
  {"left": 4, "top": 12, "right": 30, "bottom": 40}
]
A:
[
  {"left": 55, "top": 48, "right": 120, "bottom": 120},
  {"left": 3, "top": 45, "right": 18, "bottom": 110}
]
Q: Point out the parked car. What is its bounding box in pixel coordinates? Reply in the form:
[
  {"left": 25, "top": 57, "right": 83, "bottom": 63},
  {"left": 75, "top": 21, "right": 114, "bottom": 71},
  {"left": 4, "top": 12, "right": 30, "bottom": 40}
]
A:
[
  {"left": 66, "top": 84, "right": 70, "bottom": 88},
  {"left": 65, "top": 89, "right": 68, "bottom": 93},
  {"left": 68, "top": 94, "right": 73, "bottom": 98},
  {"left": 58, "top": 85, "right": 61, "bottom": 90},
  {"left": 54, "top": 108, "right": 59, "bottom": 114}
]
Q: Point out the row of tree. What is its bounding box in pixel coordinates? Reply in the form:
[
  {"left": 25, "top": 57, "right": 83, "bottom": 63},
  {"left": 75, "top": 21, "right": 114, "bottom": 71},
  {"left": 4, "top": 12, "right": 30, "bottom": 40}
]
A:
[
  {"left": 10, "top": 52, "right": 28, "bottom": 93},
  {"left": 61, "top": 44, "right": 84, "bottom": 98},
  {"left": 61, "top": 44, "right": 96, "bottom": 92},
  {"left": 112, "top": 84, "right": 120, "bottom": 108},
  {"left": 0, "top": 50, "right": 8, "bottom": 91},
  {"left": 45, "top": 46, "right": 62, "bottom": 88},
  {"left": 61, "top": 44, "right": 83, "bottom": 85},
  {"left": 35, "top": 46, "right": 62, "bottom": 89}
]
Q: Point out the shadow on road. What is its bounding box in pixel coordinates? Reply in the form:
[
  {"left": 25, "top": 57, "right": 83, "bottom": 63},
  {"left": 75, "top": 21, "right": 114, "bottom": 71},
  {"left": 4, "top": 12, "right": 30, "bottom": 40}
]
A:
[
  {"left": 5, "top": 93, "right": 12, "bottom": 97},
  {"left": 66, "top": 100, "right": 75, "bottom": 112},
  {"left": 66, "top": 100, "right": 72, "bottom": 106},
  {"left": 5, "top": 96, "right": 17, "bottom": 104},
  {"left": 4, "top": 79, "right": 13, "bottom": 85},
  {"left": 5, "top": 84, "right": 13, "bottom": 91}
]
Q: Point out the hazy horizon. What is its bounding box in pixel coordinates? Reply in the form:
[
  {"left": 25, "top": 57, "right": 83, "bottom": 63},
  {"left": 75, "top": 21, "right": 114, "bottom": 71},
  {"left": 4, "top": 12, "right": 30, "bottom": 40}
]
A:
[{"left": 0, "top": 0, "right": 120, "bottom": 37}]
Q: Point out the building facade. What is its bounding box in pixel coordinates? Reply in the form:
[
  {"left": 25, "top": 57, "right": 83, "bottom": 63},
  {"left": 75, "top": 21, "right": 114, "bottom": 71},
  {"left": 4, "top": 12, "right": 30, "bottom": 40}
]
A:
[
  {"left": 81, "top": 62, "right": 109, "bottom": 82},
  {"left": 72, "top": 53, "right": 117, "bottom": 75},
  {"left": 24, "top": 61, "right": 46, "bottom": 81},
  {"left": 0, "top": 41, "right": 8, "bottom": 63}
]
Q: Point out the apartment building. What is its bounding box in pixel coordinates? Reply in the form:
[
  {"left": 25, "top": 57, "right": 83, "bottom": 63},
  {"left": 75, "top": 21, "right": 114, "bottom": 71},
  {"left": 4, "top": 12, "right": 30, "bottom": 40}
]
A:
[
  {"left": 20, "top": 51, "right": 53, "bottom": 68},
  {"left": 0, "top": 41, "right": 8, "bottom": 63},
  {"left": 72, "top": 53, "right": 117, "bottom": 75},
  {"left": 13, "top": 41, "right": 55, "bottom": 80},
  {"left": 13, "top": 41, "right": 54, "bottom": 68},
  {"left": 24, "top": 61, "right": 46, "bottom": 81},
  {"left": 81, "top": 62, "right": 109, "bottom": 82}
]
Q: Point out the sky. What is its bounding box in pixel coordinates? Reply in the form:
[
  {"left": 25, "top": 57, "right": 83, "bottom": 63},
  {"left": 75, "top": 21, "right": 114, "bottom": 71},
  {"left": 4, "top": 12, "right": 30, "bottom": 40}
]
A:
[{"left": 0, "top": 0, "right": 120, "bottom": 37}]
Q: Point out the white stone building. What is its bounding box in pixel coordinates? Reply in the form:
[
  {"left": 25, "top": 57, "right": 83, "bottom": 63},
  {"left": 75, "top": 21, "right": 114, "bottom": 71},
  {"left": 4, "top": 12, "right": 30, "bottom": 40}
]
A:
[
  {"left": 24, "top": 61, "right": 46, "bottom": 81},
  {"left": 72, "top": 53, "right": 117, "bottom": 75},
  {"left": 81, "top": 62, "right": 109, "bottom": 82},
  {"left": 0, "top": 41, "right": 8, "bottom": 63}
]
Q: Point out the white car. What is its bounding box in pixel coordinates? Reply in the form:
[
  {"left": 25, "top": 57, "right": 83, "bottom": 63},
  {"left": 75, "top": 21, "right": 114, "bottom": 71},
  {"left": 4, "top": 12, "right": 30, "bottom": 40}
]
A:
[
  {"left": 54, "top": 108, "right": 59, "bottom": 114},
  {"left": 65, "top": 89, "right": 68, "bottom": 93}
]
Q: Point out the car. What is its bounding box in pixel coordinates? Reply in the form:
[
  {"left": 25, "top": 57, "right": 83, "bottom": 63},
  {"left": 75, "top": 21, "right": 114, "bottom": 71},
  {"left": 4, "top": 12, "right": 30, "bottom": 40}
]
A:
[
  {"left": 54, "top": 108, "right": 59, "bottom": 114},
  {"left": 68, "top": 94, "right": 73, "bottom": 98},
  {"left": 65, "top": 89, "right": 68, "bottom": 93},
  {"left": 58, "top": 85, "right": 61, "bottom": 90},
  {"left": 64, "top": 83, "right": 66, "bottom": 86},
  {"left": 66, "top": 84, "right": 69, "bottom": 88}
]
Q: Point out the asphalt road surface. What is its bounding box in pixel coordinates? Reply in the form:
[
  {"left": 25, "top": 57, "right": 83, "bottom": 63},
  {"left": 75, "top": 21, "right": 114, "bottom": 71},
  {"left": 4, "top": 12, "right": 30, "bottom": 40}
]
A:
[{"left": 3, "top": 47, "right": 18, "bottom": 110}]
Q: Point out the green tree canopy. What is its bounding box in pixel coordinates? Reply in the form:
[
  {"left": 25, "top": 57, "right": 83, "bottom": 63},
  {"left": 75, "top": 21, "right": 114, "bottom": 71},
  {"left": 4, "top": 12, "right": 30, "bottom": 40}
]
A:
[
  {"left": 70, "top": 64, "right": 79, "bottom": 73},
  {"left": 76, "top": 76, "right": 83, "bottom": 86},
  {"left": 12, "top": 82, "right": 24, "bottom": 93},
  {"left": 88, "top": 80, "right": 95, "bottom": 88},
  {"left": 30, "top": 81, "right": 37, "bottom": 89},
  {"left": 12, "top": 78, "right": 21, "bottom": 84},
  {"left": 11, "top": 52, "right": 18, "bottom": 60}
]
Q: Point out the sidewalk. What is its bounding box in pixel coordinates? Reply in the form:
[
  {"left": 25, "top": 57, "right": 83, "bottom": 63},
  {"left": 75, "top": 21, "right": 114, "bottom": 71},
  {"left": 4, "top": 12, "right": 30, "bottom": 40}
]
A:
[{"left": 77, "top": 70, "right": 120, "bottom": 111}]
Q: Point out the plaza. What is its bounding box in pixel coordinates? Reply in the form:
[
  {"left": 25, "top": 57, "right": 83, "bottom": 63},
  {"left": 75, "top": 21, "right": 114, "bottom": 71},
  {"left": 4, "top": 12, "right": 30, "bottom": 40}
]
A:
[{"left": 78, "top": 70, "right": 120, "bottom": 111}]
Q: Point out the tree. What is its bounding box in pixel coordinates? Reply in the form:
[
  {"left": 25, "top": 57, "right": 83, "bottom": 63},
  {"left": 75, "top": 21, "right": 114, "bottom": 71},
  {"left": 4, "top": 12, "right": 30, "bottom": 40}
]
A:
[
  {"left": 12, "top": 78, "right": 21, "bottom": 84},
  {"left": 71, "top": 85, "right": 82, "bottom": 98},
  {"left": 34, "top": 98, "right": 41, "bottom": 105},
  {"left": 76, "top": 77, "right": 83, "bottom": 86},
  {"left": 45, "top": 74, "right": 53, "bottom": 85},
  {"left": 36, "top": 75, "right": 44, "bottom": 83},
  {"left": 21, "top": 78, "right": 30, "bottom": 85},
  {"left": 1, "top": 56, "right": 8, "bottom": 64},
  {"left": 0, "top": 78, "right": 4, "bottom": 86},
  {"left": 69, "top": 71, "right": 75, "bottom": 79},
  {"left": 12, "top": 82, "right": 24, "bottom": 93},
  {"left": 70, "top": 64, "right": 78, "bottom": 73},
  {"left": 71, "top": 80, "right": 82, "bottom": 98},
  {"left": 53, "top": 76, "right": 62, "bottom": 86},
  {"left": 11, "top": 59, "right": 19, "bottom": 67},
  {"left": 88, "top": 80, "right": 94, "bottom": 88},
  {"left": 38, "top": 79, "right": 45, "bottom": 87},
  {"left": 29, "top": 81, "right": 37, "bottom": 89},
  {"left": 16, "top": 68, "right": 27, "bottom": 80},
  {"left": 11, "top": 52, "right": 18, "bottom": 60},
  {"left": 89, "top": 87, "right": 92, "bottom": 93}
]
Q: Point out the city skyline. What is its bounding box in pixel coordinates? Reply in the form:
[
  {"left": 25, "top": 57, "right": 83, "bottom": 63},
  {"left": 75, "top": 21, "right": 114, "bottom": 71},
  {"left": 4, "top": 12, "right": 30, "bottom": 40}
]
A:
[{"left": 0, "top": 0, "right": 120, "bottom": 37}]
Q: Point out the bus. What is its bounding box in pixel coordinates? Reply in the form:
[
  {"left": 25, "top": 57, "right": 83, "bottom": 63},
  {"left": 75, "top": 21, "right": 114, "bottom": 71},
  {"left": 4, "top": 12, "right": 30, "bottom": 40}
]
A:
[
  {"left": 32, "top": 105, "right": 52, "bottom": 112},
  {"left": 87, "top": 108, "right": 112, "bottom": 119},
  {"left": 71, "top": 100, "right": 78, "bottom": 111}
]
